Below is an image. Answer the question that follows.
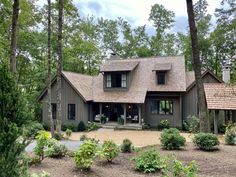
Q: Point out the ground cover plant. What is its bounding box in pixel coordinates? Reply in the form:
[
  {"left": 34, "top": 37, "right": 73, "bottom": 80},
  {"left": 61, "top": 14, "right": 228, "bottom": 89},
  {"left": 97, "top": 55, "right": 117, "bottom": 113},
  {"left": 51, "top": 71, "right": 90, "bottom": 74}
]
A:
[
  {"left": 193, "top": 133, "right": 219, "bottom": 151},
  {"left": 160, "top": 128, "right": 186, "bottom": 150},
  {"left": 121, "top": 138, "right": 132, "bottom": 153},
  {"left": 45, "top": 139, "right": 68, "bottom": 158}
]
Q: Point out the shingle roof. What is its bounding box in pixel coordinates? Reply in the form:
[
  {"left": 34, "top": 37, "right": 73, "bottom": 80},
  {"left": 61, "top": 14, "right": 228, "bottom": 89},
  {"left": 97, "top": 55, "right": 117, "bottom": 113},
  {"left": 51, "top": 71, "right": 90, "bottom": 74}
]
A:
[
  {"left": 100, "top": 60, "right": 139, "bottom": 72},
  {"left": 152, "top": 63, "right": 172, "bottom": 71},
  {"left": 204, "top": 83, "right": 236, "bottom": 110}
]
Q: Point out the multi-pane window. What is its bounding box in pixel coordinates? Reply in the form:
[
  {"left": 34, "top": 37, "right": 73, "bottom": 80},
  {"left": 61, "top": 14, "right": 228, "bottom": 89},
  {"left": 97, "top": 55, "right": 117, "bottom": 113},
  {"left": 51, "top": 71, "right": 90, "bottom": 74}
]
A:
[
  {"left": 121, "top": 74, "right": 127, "bottom": 88},
  {"left": 106, "top": 73, "right": 127, "bottom": 88},
  {"left": 106, "top": 74, "right": 111, "bottom": 88},
  {"left": 157, "top": 71, "right": 165, "bottom": 85},
  {"left": 51, "top": 103, "right": 57, "bottom": 119},
  {"left": 151, "top": 100, "right": 173, "bottom": 115},
  {"left": 68, "top": 104, "right": 76, "bottom": 120}
]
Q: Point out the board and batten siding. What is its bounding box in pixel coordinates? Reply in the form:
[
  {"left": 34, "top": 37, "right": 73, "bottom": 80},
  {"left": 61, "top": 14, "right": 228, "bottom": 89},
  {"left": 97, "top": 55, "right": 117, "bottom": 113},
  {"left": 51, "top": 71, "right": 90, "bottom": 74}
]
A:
[
  {"left": 144, "top": 95, "right": 181, "bottom": 127},
  {"left": 182, "top": 73, "right": 223, "bottom": 121},
  {"left": 42, "top": 77, "right": 89, "bottom": 126}
]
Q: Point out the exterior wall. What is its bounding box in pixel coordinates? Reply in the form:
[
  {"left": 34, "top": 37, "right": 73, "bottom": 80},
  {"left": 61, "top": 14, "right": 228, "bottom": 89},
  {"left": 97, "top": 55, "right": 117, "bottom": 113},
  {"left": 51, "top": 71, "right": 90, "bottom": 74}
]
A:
[
  {"left": 41, "top": 77, "right": 89, "bottom": 126},
  {"left": 182, "top": 73, "right": 222, "bottom": 120},
  {"left": 144, "top": 93, "right": 182, "bottom": 127}
]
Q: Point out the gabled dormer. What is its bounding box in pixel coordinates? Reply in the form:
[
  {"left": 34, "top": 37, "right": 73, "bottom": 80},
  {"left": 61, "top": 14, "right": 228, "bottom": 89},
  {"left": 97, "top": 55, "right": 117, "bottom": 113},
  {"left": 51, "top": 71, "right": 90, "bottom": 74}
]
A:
[
  {"left": 152, "top": 63, "right": 172, "bottom": 85},
  {"left": 100, "top": 60, "right": 139, "bottom": 91}
]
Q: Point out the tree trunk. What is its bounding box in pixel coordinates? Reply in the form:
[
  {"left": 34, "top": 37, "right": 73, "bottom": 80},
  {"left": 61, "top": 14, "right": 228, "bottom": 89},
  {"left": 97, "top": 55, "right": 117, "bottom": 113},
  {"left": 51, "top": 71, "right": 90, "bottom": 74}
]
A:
[
  {"left": 47, "top": 0, "right": 54, "bottom": 137},
  {"left": 10, "top": 0, "right": 19, "bottom": 73},
  {"left": 56, "top": 0, "right": 64, "bottom": 132},
  {"left": 186, "top": 0, "right": 210, "bottom": 132}
]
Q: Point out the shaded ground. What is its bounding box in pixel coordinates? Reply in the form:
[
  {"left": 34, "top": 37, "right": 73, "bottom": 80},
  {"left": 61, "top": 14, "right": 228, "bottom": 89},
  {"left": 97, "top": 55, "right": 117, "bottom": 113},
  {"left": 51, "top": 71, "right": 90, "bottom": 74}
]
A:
[
  {"left": 70, "top": 129, "right": 225, "bottom": 147},
  {"left": 29, "top": 143, "right": 236, "bottom": 177}
]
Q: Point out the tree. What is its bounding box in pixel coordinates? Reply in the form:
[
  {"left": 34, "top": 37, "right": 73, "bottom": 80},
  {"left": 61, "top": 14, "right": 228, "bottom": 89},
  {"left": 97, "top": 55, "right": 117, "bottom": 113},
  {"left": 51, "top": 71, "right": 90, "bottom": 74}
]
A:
[
  {"left": 56, "top": 0, "right": 64, "bottom": 132},
  {"left": 10, "top": 0, "right": 20, "bottom": 73},
  {"left": 47, "top": 0, "right": 54, "bottom": 137},
  {"left": 186, "top": 0, "right": 209, "bottom": 132},
  {"left": 0, "top": 65, "right": 29, "bottom": 177}
]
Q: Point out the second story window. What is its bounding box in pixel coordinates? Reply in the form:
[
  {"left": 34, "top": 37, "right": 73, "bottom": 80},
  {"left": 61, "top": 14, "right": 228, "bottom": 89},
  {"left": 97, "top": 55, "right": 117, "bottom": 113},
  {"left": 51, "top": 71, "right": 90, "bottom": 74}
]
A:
[
  {"left": 157, "top": 71, "right": 165, "bottom": 85},
  {"left": 106, "top": 73, "right": 127, "bottom": 88}
]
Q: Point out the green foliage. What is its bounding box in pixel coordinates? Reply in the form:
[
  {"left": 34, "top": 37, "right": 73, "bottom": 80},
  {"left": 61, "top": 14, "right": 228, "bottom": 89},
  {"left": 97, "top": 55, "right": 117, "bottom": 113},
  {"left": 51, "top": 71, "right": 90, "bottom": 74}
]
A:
[
  {"left": 62, "top": 124, "right": 77, "bottom": 132},
  {"left": 100, "top": 115, "right": 107, "bottom": 124},
  {"left": 225, "top": 124, "right": 236, "bottom": 145},
  {"left": 54, "top": 132, "right": 63, "bottom": 140},
  {"left": 118, "top": 117, "right": 124, "bottom": 125},
  {"left": 74, "top": 140, "right": 97, "bottom": 170},
  {"left": 65, "top": 129, "right": 72, "bottom": 137},
  {"left": 0, "top": 65, "right": 30, "bottom": 177},
  {"left": 80, "top": 134, "right": 88, "bottom": 141},
  {"left": 34, "top": 130, "right": 51, "bottom": 160},
  {"left": 24, "top": 121, "right": 44, "bottom": 139},
  {"left": 184, "top": 116, "right": 200, "bottom": 133},
  {"left": 43, "top": 124, "right": 50, "bottom": 131},
  {"left": 218, "top": 123, "right": 227, "bottom": 134},
  {"left": 121, "top": 138, "right": 132, "bottom": 153},
  {"left": 163, "top": 156, "right": 198, "bottom": 177},
  {"left": 142, "top": 123, "right": 151, "bottom": 130},
  {"left": 77, "top": 121, "right": 86, "bottom": 131},
  {"left": 193, "top": 133, "right": 220, "bottom": 151},
  {"left": 132, "top": 149, "right": 163, "bottom": 173},
  {"left": 160, "top": 128, "right": 186, "bottom": 150},
  {"left": 100, "top": 140, "right": 119, "bottom": 162},
  {"left": 24, "top": 155, "right": 41, "bottom": 166},
  {"left": 45, "top": 139, "right": 68, "bottom": 158},
  {"left": 31, "top": 171, "right": 50, "bottom": 177},
  {"left": 86, "top": 122, "right": 99, "bottom": 131},
  {"left": 157, "top": 120, "right": 170, "bottom": 130}
]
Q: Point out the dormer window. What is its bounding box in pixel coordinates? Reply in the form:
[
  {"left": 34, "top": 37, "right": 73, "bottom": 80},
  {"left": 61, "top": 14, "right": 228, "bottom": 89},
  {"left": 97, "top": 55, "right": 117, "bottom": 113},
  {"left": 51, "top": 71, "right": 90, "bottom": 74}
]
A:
[
  {"left": 106, "top": 73, "right": 127, "bottom": 88},
  {"left": 157, "top": 71, "right": 165, "bottom": 85}
]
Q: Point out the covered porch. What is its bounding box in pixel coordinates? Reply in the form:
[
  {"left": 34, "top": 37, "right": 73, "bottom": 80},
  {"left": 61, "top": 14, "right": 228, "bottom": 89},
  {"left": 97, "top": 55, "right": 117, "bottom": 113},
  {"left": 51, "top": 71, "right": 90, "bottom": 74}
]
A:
[{"left": 91, "top": 102, "right": 143, "bottom": 126}]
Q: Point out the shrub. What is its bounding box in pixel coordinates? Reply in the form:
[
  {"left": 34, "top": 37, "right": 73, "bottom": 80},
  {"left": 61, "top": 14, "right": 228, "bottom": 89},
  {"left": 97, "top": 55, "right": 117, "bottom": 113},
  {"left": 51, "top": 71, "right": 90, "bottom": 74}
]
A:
[
  {"left": 43, "top": 124, "right": 50, "bottom": 131},
  {"left": 185, "top": 116, "right": 200, "bottom": 133},
  {"left": 142, "top": 123, "right": 151, "bottom": 130},
  {"left": 65, "top": 129, "right": 72, "bottom": 138},
  {"left": 121, "top": 138, "right": 132, "bottom": 153},
  {"left": 160, "top": 128, "right": 186, "bottom": 150},
  {"left": 86, "top": 122, "right": 99, "bottom": 131},
  {"left": 24, "top": 122, "right": 44, "bottom": 139},
  {"left": 132, "top": 149, "right": 163, "bottom": 173},
  {"left": 163, "top": 156, "right": 198, "bottom": 177},
  {"left": 118, "top": 117, "right": 124, "bottom": 125},
  {"left": 157, "top": 120, "right": 170, "bottom": 130},
  {"left": 24, "top": 155, "right": 41, "bottom": 166},
  {"left": 225, "top": 124, "right": 236, "bottom": 145},
  {"left": 100, "top": 115, "right": 107, "bottom": 124},
  {"left": 218, "top": 123, "right": 227, "bottom": 134},
  {"left": 80, "top": 134, "right": 88, "bottom": 141},
  {"left": 74, "top": 140, "right": 97, "bottom": 170},
  {"left": 31, "top": 171, "right": 50, "bottom": 177},
  {"left": 54, "top": 132, "right": 63, "bottom": 140},
  {"left": 193, "top": 133, "right": 220, "bottom": 151},
  {"left": 77, "top": 121, "right": 86, "bottom": 131},
  {"left": 45, "top": 139, "right": 67, "bottom": 158},
  {"left": 62, "top": 124, "right": 76, "bottom": 132},
  {"left": 100, "top": 140, "right": 119, "bottom": 162},
  {"left": 34, "top": 130, "right": 51, "bottom": 160}
]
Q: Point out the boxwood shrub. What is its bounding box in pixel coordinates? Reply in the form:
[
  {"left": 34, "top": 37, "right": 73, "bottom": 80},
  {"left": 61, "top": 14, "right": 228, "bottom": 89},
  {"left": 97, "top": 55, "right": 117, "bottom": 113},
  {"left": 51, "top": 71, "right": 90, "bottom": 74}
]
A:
[
  {"left": 77, "top": 121, "right": 86, "bottom": 132},
  {"left": 121, "top": 138, "right": 132, "bottom": 153},
  {"left": 160, "top": 128, "right": 186, "bottom": 150},
  {"left": 193, "top": 133, "right": 220, "bottom": 151},
  {"left": 157, "top": 120, "right": 170, "bottom": 130}
]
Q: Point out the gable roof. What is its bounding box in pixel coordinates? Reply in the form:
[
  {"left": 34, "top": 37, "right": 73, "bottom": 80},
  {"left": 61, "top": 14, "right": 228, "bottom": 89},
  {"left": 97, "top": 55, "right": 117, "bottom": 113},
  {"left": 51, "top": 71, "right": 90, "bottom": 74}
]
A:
[
  {"left": 152, "top": 63, "right": 172, "bottom": 71},
  {"left": 204, "top": 83, "right": 236, "bottom": 110}
]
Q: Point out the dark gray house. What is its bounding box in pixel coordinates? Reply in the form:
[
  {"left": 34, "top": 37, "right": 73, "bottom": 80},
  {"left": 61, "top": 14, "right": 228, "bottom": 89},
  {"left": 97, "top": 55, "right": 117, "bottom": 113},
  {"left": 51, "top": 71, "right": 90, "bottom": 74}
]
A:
[{"left": 38, "top": 56, "right": 235, "bottom": 129}]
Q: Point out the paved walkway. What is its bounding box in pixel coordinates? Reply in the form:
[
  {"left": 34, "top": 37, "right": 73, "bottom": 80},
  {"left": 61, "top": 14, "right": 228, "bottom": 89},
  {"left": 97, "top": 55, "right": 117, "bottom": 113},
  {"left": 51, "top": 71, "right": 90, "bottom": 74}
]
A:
[{"left": 70, "top": 129, "right": 195, "bottom": 147}]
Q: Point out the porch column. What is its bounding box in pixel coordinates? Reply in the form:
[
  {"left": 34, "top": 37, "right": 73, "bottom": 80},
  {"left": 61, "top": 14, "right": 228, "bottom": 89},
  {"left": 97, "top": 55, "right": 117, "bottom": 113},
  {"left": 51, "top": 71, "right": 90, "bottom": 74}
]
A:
[
  {"left": 99, "top": 103, "right": 102, "bottom": 117},
  {"left": 214, "top": 110, "right": 219, "bottom": 134},
  {"left": 123, "top": 104, "right": 126, "bottom": 125},
  {"left": 138, "top": 104, "right": 142, "bottom": 125}
]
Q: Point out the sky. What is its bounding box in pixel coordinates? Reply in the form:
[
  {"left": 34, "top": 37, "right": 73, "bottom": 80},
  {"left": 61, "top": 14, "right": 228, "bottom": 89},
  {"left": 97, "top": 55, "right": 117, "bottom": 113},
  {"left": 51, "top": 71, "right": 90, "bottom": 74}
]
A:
[{"left": 38, "top": 0, "right": 222, "bottom": 35}]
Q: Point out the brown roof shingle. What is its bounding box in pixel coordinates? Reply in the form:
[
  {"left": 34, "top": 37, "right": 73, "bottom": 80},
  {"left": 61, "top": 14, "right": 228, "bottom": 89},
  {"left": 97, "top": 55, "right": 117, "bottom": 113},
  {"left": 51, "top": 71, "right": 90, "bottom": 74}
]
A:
[
  {"left": 204, "top": 83, "right": 236, "bottom": 110},
  {"left": 100, "top": 60, "right": 139, "bottom": 72},
  {"left": 152, "top": 63, "right": 172, "bottom": 71}
]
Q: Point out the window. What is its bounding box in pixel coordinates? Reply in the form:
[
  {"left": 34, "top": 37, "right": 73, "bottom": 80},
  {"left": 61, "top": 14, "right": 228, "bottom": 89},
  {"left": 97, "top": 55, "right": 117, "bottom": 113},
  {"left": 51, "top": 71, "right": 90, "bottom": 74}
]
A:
[
  {"left": 51, "top": 103, "right": 57, "bottom": 119},
  {"left": 157, "top": 71, "right": 165, "bottom": 85},
  {"left": 151, "top": 100, "right": 173, "bottom": 115},
  {"left": 121, "top": 74, "right": 127, "bottom": 88},
  {"left": 106, "top": 74, "right": 111, "bottom": 88},
  {"left": 106, "top": 73, "right": 127, "bottom": 88},
  {"left": 68, "top": 104, "right": 76, "bottom": 120}
]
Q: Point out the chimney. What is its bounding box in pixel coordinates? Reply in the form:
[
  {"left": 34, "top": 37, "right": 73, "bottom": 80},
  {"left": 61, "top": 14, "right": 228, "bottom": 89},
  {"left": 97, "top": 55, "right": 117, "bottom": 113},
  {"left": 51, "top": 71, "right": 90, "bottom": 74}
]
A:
[
  {"left": 110, "top": 52, "right": 120, "bottom": 60},
  {"left": 222, "top": 59, "right": 231, "bottom": 83}
]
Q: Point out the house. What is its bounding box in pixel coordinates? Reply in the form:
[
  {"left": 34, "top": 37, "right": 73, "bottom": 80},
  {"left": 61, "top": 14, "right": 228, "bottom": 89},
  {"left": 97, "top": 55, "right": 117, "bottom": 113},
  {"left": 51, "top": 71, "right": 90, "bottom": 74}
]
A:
[{"left": 38, "top": 56, "right": 236, "bottom": 129}]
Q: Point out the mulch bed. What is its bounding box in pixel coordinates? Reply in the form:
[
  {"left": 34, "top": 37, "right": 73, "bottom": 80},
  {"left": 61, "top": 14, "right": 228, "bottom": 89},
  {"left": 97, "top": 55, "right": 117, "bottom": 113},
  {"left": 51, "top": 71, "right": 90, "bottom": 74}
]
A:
[{"left": 29, "top": 143, "right": 236, "bottom": 177}]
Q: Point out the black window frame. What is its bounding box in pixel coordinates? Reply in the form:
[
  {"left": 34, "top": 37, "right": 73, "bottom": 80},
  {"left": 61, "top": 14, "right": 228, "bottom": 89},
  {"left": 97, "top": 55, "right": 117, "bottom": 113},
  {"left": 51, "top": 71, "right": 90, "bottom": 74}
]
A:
[
  {"left": 51, "top": 103, "right": 57, "bottom": 119},
  {"left": 157, "top": 71, "right": 165, "bottom": 85},
  {"left": 68, "top": 104, "right": 76, "bottom": 120},
  {"left": 105, "top": 72, "right": 127, "bottom": 88},
  {"left": 150, "top": 100, "right": 173, "bottom": 115}
]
